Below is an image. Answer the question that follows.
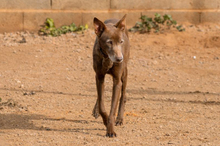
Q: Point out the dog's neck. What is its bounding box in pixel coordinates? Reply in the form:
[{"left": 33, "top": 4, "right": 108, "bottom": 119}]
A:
[
  {"left": 99, "top": 47, "right": 113, "bottom": 70},
  {"left": 99, "top": 47, "right": 108, "bottom": 58}
]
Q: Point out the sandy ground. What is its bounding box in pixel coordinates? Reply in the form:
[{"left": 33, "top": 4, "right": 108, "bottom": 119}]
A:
[{"left": 0, "top": 23, "right": 220, "bottom": 146}]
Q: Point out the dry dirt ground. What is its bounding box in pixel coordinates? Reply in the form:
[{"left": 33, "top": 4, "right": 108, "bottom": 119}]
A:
[{"left": 0, "top": 23, "right": 220, "bottom": 146}]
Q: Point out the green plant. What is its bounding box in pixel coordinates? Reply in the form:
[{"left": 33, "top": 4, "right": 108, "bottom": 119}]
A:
[
  {"left": 176, "top": 25, "right": 185, "bottom": 32},
  {"left": 129, "top": 13, "right": 185, "bottom": 33},
  {"left": 39, "top": 18, "right": 88, "bottom": 37}
]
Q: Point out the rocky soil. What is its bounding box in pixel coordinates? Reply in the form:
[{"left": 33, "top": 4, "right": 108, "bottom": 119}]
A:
[{"left": 0, "top": 23, "right": 220, "bottom": 145}]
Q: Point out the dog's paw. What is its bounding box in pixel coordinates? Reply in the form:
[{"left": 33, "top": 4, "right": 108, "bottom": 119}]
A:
[
  {"left": 115, "top": 118, "right": 123, "bottom": 126},
  {"left": 106, "top": 131, "right": 117, "bottom": 138},
  {"left": 92, "top": 112, "right": 100, "bottom": 119},
  {"left": 106, "top": 123, "right": 117, "bottom": 137},
  {"left": 92, "top": 107, "right": 100, "bottom": 119}
]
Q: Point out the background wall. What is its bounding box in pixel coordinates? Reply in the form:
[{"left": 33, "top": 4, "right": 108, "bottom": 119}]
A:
[{"left": 0, "top": 0, "right": 220, "bottom": 32}]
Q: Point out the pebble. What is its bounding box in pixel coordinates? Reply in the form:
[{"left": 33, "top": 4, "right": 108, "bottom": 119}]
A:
[
  {"left": 16, "top": 80, "right": 21, "bottom": 83},
  {"left": 19, "top": 84, "right": 24, "bottom": 88},
  {"left": 214, "top": 57, "right": 219, "bottom": 60}
]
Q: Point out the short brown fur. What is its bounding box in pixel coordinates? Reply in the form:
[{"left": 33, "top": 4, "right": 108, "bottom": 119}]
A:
[{"left": 92, "top": 15, "right": 130, "bottom": 137}]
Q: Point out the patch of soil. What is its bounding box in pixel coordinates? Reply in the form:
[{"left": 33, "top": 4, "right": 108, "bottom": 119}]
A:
[{"left": 0, "top": 23, "right": 220, "bottom": 145}]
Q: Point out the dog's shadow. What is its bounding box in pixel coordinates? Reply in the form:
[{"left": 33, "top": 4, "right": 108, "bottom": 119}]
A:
[{"left": 0, "top": 113, "right": 105, "bottom": 136}]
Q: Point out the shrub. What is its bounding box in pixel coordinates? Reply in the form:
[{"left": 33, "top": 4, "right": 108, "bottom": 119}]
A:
[
  {"left": 129, "top": 13, "right": 185, "bottom": 33},
  {"left": 39, "top": 18, "right": 88, "bottom": 37}
]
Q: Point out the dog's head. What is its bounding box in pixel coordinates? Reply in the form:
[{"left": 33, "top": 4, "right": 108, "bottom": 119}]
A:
[{"left": 93, "top": 15, "right": 127, "bottom": 63}]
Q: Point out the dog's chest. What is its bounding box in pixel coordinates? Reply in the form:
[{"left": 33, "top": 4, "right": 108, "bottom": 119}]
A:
[{"left": 102, "top": 58, "right": 113, "bottom": 72}]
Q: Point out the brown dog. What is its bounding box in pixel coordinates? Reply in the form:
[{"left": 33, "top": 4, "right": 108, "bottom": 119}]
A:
[{"left": 92, "top": 15, "right": 130, "bottom": 137}]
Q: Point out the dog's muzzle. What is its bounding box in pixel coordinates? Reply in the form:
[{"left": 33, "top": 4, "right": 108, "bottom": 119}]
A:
[{"left": 115, "top": 56, "right": 123, "bottom": 63}]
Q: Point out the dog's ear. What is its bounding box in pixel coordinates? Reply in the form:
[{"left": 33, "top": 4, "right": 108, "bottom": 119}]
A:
[
  {"left": 93, "top": 17, "right": 106, "bottom": 37},
  {"left": 115, "top": 14, "right": 127, "bottom": 31}
]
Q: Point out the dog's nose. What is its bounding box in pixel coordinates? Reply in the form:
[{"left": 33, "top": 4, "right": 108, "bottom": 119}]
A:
[{"left": 116, "top": 57, "right": 123, "bottom": 62}]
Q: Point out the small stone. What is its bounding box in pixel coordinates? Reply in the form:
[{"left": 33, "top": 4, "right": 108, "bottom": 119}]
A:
[
  {"left": 16, "top": 80, "right": 21, "bottom": 83},
  {"left": 214, "top": 57, "right": 219, "bottom": 60},
  {"left": 23, "top": 92, "right": 28, "bottom": 96}
]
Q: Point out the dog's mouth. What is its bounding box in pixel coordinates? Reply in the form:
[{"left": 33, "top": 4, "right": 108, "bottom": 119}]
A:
[
  {"left": 109, "top": 55, "right": 123, "bottom": 63},
  {"left": 115, "top": 58, "right": 123, "bottom": 63}
]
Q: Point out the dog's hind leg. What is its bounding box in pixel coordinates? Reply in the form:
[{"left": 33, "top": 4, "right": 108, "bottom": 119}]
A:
[
  {"left": 116, "top": 67, "right": 127, "bottom": 126},
  {"left": 92, "top": 99, "right": 100, "bottom": 119}
]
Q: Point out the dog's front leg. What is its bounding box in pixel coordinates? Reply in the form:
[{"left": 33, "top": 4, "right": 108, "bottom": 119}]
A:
[
  {"left": 116, "top": 67, "right": 127, "bottom": 126},
  {"left": 106, "top": 77, "right": 122, "bottom": 137},
  {"left": 95, "top": 74, "right": 108, "bottom": 126}
]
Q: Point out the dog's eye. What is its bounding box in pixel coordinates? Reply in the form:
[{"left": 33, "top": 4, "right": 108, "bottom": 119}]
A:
[
  {"left": 106, "top": 40, "right": 113, "bottom": 45},
  {"left": 120, "top": 39, "right": 124, "bottom": 44}
]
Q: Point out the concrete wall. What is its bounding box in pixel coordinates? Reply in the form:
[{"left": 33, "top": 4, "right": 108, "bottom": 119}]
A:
[{"left": 0, "top": 0, "right": 220, "bottom": 32}]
